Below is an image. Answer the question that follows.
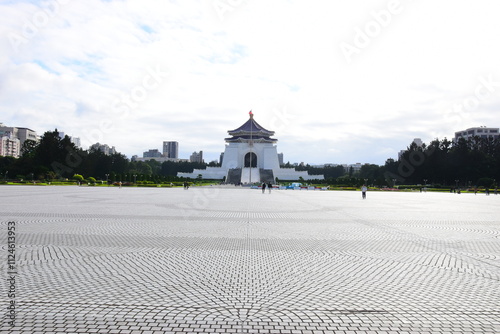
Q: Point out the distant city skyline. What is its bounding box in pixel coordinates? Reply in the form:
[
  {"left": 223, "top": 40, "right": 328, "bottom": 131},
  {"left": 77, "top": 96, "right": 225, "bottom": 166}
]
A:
[
  {"left": 2, "top": 1, "right": 500, "bottom": 165},
  {"left": 3, "top": 120, "right": 498, "bottom": 168}
]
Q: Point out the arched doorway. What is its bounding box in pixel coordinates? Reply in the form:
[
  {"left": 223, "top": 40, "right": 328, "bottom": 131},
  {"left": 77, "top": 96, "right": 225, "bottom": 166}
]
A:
[{"left": 244, "top": 152, "right": 257, "bottom": 168}]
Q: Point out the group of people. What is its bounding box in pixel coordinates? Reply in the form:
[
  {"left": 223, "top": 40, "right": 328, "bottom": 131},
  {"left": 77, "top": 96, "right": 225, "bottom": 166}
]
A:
[{"left": 262, "top": 182, "right": 273, "bottom": 194}]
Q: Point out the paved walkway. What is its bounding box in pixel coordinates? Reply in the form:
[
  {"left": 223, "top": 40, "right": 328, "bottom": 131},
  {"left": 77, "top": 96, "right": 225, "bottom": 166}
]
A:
[{"left": 1, "top": 186, "right": 499, "bottom": 333}]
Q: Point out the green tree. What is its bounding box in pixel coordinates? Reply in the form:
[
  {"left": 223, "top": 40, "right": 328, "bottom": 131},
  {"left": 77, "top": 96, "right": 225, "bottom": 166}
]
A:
[
  {"left": 33, "top": 129, "right": 81, "bottom": 178},
  {"left": 73, "top": 174, "right": 84, "bottom": 183},
  {"left": 20, "top": 139, "right": 38, "bottom": 158}
]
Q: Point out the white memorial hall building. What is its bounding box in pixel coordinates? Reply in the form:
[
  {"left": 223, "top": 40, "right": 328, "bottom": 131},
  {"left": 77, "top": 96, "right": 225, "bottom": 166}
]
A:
[{"left": 178, "top": 112, "right": 323, "bottom": 183}]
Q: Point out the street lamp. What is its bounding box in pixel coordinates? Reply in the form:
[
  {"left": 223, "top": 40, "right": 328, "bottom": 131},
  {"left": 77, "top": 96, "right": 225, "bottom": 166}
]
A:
[
  {"left": 133, "top": 174, "right": 137, "bottom": 184},
  {"left": 455, "top": 179, "right": 459, "bottom": 193},
  {"left": 105, "top": 174, "right": 109, "bottom": 185},
  {"left": 392, "top": 178, "right": 397, "bottom": 188}
]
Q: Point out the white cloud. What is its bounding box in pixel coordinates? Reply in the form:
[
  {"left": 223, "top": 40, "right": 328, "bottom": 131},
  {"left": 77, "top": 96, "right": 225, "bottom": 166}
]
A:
[{"left": 1, "top": 0, "right": 500, "bottom": 165}]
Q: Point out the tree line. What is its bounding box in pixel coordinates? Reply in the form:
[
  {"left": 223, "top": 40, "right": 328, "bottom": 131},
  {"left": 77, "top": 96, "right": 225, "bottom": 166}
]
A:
[
  {"left": 385, "top": 137, "right": 500, "bottom": 187},
  {"left": 1, "top": 129, "right": 499, "bottom": 187},
  {"left": 0, "top": 130, "right": 206, "bottom": 183},
  {"left": 289, "top": 137, "right": 500, "bottom": 188}
]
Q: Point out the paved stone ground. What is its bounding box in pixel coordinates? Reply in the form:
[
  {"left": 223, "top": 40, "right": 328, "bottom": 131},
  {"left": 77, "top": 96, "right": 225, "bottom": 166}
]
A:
[{"left": 1, "top": 185, "right": 499, "bottom": 334}]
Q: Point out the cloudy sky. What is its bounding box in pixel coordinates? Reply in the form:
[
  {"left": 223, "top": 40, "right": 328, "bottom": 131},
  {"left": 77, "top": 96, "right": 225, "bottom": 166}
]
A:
[{"left": 1, "top": 0, "right": 500, "bottom": 165}]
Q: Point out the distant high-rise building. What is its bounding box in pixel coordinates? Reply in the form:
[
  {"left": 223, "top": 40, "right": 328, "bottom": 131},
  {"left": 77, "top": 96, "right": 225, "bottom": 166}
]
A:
[
  {"left": 348, "top": 163, "right": 363, "bottom": 173},
  {"left": 0, "top": 125, "right": 39, "bottom": 148},
  {"left": 278, "top": 153, "right": 284, "bottom": 166},
  {"left": 70, "top": 137, "right": 81, "bottom": 148},
  {"left": 163, "top": 141, "right": 178, "bottom": 159},
  {"left": 17, "top": 128, "right": 39, "bottom": 146},
  {"left": 0, "top": 131, "right": 21, "bottom": 158},
  {"left": 58, "top": 132, "right": 81, "bottom": 148},
  {"left": 399, "top": 138, "right": 424, "bottom": 159},
  {"left": 454, "top": 126, "right": 499, "bottom": 142},
  {"left": 143, "top": 149, "right": 162, "bottom": 158},
  {"left": 90, "top": 143, "right": 117, "bottom": 155},
  {"left": 190, "top": 151, "right": 203, "bottom": 163}
]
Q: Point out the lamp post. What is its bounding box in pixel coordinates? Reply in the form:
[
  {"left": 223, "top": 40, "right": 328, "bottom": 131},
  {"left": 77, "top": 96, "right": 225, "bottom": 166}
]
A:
[
  {"left": 4, "top": 171, "right": 8, "bottom": 181},
  {"left": 133, "top": 174, "right": 137, "bottom": 184},
  {"left": 455, "top": 179, "right": 459, "bottom": 193},
  {"left": 105, "top": 174, "right": 109, "bottom": 186},
  {"left": 392, "top": 178, "right": 397, "bottom": 188}
]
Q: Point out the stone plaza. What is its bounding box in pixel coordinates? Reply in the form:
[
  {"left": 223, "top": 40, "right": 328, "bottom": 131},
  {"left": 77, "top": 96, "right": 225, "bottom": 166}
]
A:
[{"left": 1, "top": 185, "right": 499, "bottom": 334}]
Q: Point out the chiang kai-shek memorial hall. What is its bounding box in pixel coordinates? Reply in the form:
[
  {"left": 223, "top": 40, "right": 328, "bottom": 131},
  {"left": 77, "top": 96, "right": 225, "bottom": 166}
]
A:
[{"left": 178, "top": 112, "right": 324, "bottom": 183}]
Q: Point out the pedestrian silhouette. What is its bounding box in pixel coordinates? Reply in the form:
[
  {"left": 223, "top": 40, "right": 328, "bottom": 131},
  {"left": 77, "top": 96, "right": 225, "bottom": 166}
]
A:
[
  {"left": 262, "top": 182, "right": 266, "bottom": 193},
  {"left": 361, "top": 185, "right": 367, "bottom": 199}
]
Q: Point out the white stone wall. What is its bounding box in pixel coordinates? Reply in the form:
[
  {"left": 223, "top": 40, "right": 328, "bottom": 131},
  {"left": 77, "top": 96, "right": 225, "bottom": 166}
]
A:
[
  {"left": 274, "top": 168, "right": 322, "bottom": 181},
  {"left": 220, "top": 144, "right": 240, "bottom": 169},
  {"left": 262, "top": 145, "right": 281, "bottom": 170},
  {"left": 178, "top": 167, "right": 227, "bottom": 179},
  {"left": 220, "top": 142, "right": 278, "bottom": 169}
]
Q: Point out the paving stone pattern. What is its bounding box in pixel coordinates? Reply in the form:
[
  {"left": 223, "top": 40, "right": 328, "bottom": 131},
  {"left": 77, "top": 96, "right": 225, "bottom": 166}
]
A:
[{"left": 1, "top": 186, "right": 499, "bottom": 333}]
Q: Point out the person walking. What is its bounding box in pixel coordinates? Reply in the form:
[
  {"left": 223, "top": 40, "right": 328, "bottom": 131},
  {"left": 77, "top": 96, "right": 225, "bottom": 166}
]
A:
[
  {"left": 261, "top": 182, "right": 266, "bottom": 194},
  {"left": 361, "top": 185, "right": 367, "bottom": 199},
  {"left": 268, "top": 182, "right": 272, "bottom": 194}
]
